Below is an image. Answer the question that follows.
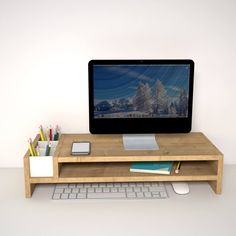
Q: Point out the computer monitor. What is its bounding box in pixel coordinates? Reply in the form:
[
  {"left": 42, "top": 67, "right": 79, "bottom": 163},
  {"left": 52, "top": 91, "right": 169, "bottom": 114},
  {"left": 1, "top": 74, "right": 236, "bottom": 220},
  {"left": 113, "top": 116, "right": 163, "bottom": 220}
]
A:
[{"left": 88, "top": 59, "right": 194, "bottom": 149}]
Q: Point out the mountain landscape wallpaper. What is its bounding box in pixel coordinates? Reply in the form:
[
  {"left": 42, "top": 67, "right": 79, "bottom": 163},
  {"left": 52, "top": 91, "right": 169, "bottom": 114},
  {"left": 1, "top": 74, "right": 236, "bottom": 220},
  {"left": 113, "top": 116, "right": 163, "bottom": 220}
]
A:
[{"left": 93, "top": 65, "right": 190, "bottom": 119}]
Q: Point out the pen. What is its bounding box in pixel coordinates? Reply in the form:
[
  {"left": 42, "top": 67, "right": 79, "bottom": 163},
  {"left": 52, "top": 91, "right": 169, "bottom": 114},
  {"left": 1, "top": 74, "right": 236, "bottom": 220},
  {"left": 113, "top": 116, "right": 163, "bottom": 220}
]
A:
[{"left": 175, "top": 161, "right": 182, "bottom": 174}]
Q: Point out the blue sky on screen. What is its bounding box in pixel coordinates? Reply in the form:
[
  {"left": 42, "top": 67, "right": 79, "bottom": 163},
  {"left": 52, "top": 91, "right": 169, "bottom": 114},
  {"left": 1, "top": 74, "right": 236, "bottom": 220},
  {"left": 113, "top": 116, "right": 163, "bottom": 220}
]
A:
[{"left": 94, "top": 65, "right": 190, "bottom": 102}]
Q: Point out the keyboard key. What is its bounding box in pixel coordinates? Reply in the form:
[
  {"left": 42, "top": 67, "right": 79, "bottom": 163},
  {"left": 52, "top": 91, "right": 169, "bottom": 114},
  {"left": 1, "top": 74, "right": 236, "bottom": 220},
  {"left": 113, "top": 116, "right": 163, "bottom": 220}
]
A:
[
  {"left": 92, "top": 183, "right": 98, "bottom": 187},
  {"left": 107, "top": 183, "right": 114, "bottom": 187},
  {"left": 76, "top": 184, "right": 84, "bottom": 188},
  {"left": 95, "top": 188, "right": 102, "bottom": 193},
  {"left": 99, "top": 183, "right": 106, "bottom": 187},
  {"left": 77, "top": 193, "right": 86, "bottom": 199},
  {"left": 149, "top": 187, "right": 165, "bottom": 192},
  {"left": 142, "top": 187, "right": 149, "bottom": 192},
  {"left": 152, "top": 192, "right": 160, "bottom": 197},
  {"left": 87, "top": 192, "right": 126, "bottom": 199},
  {"left": 137, "top": 192, "right": 144, "bottom": 198},
  {"left": 64, "top": 188, "right": 71, "bottom": 194},
  {"left": 103, "top": 188, "right": 110, "bottom": 193},
  {"left": 137, "top": 183, "right": 144, "bottom": 187},
  {"left": 127, "top": 192, "right": 136, "bottom": 198},
  {"left": 69, "top": 193, "right": 77, "bottom": 199},
  {"left": 121, "top": 183, "right": 129, "bottom": 187},
  {"left": 61, "top": 193, "right": 69, "bottom": 199},
  {"left": 69, "top": 184, "right": 76, "bottom": 188},
  {"left": 111, "top": 188, "right": 118, "bottom": 193},
  {"left": 118, "top": 188, "right": 125, "bottom": 192},
  {"left": 144, "top": 192, "right": 152, "bottom": 198},
  {"left": 72, "top": 189, "right": 79, "bottom": 194},
  {"left": 126, "top": 187, "right": 133, "bottom": 193},
  {"left": 52, "top": 193, "right": 61, "bottom": 200},
  {"left": 87, "top": 188, "right": 95, "bottom": 193},
  {"left": 54, "top": 188, "right": 64, "bottom": 194},
  {"left": 160, "top": 191, "right": 168, "bottom": 198},
  {"left": 56, "top": 184, "right": 68, "bottom": 188},
  {"left": 134, "top": 187, "right": 141, "bottom": 192}
]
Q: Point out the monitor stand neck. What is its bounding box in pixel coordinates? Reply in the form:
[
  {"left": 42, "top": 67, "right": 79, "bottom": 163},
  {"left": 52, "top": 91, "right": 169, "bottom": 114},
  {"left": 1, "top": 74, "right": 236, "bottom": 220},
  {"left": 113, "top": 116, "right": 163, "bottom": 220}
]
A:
[{"left": 122, "top": 134, "right": 159, "bottom": 151}]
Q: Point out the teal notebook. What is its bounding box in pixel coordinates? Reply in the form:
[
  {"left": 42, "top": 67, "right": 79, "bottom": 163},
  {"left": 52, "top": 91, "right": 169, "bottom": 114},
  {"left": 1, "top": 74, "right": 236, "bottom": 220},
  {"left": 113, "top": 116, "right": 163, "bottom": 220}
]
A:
[{"left": 130, "top": 161, "right": 173, "bottom": 175}]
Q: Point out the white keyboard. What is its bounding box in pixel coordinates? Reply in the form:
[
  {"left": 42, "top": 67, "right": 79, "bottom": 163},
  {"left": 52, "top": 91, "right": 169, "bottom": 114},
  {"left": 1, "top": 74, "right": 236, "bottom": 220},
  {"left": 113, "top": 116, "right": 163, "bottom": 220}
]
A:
[{"left": 52, "top": 182, "right": 168, "bottom": 200}]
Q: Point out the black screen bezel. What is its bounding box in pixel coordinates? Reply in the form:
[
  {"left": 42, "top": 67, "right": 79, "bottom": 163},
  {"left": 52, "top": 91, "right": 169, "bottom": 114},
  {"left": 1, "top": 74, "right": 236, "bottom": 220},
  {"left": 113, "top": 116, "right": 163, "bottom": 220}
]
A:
[{"left": 88, "top": 59, "right": 194, "bottom": 134}]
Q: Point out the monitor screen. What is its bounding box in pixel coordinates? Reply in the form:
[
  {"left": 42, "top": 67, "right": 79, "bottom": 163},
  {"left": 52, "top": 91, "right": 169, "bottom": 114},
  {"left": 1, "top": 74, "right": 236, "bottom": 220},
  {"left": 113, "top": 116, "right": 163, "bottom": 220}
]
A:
[{"left": 89, "top": 60, "right": 194, "bottom": 134}]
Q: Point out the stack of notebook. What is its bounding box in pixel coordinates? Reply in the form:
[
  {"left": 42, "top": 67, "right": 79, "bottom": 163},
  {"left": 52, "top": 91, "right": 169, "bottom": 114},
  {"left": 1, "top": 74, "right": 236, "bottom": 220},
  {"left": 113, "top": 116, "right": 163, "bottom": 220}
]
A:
[{"left": 130, "top": 161, "right": 173, "bottom": 175}]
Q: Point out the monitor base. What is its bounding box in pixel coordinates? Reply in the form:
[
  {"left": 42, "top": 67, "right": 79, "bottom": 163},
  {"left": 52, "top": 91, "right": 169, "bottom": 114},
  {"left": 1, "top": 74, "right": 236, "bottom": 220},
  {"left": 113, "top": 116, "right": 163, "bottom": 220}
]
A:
[{"left": 122, "top": 134, "right": 159, "bottom": 151}]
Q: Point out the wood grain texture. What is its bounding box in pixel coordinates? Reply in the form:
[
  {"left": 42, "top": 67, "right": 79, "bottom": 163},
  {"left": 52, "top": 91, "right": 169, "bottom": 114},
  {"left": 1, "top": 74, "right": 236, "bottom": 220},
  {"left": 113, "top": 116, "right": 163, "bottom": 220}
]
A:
[
  {"left": 24, "top": 132, "right": 224, "bottom": 197},
  {"left": 58, "top": 162, "right": 217, "bottom": 181},
  {"left": 55, "top": 133, "right": 222, "bottom": 162}
]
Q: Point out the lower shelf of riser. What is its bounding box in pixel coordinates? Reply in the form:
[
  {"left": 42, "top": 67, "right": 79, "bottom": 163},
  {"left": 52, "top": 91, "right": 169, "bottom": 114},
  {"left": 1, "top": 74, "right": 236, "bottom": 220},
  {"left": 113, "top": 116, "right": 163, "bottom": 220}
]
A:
[{"left": 29, "top": 161, "right": 219, "bottom": 183}]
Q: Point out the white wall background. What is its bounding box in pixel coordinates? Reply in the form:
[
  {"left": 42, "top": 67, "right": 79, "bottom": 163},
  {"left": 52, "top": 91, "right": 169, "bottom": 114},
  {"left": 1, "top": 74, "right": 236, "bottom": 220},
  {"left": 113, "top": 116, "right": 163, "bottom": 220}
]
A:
[{"left": 0, "top": 0, "right": 235, "bottom": 167}]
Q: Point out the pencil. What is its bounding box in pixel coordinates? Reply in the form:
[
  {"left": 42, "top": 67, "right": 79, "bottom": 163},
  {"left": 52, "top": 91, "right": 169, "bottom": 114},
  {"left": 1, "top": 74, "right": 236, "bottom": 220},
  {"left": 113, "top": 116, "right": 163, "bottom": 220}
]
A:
[
  {"left": 28, "top": 143, "right": 34, "bottom": 156},
  {"left": 39, "top": 125, "right": 46, "bottom": 141},
  {"left": 175, "top": 161, "right": 182, "bottom": 174},
  {"left": 29, "top": 138, "right": 37, "bottom": 156},
  {"left": 36, "top": 146, "right": 40, "bottom": 156}
]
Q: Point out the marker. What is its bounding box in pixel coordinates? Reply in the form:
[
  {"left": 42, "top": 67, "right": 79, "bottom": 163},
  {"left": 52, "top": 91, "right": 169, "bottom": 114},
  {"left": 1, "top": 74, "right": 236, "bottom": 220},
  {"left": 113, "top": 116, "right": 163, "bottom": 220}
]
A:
[
  {"left": 49, "top": 126, "right": 52, "bottom": 141},
  {"left": 53, "top": 125, "right": 60, "bottom": 141},
  {"left": 45, "top": 142, "right": 51, "bottom": 156},
  {"left": 175, "top": 161, "right": 182, "bottom": 174}
]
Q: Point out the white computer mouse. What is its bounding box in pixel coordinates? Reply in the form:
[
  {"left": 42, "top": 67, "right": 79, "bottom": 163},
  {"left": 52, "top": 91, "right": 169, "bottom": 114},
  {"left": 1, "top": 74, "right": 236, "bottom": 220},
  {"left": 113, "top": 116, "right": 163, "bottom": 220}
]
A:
[{"left": 172, "top": 182, "right": 190, "bottom": 195}]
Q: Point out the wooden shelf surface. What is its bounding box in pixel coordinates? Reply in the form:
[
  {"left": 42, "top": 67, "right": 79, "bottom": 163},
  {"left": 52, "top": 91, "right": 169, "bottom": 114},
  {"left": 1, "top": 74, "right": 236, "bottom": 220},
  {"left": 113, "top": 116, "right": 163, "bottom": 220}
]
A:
[
  {"left": 52, "top": 161, "right": 216, "bottom": 183},
  {"left": 54, "top": 133, "right": 223, "bottom": 163}
]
